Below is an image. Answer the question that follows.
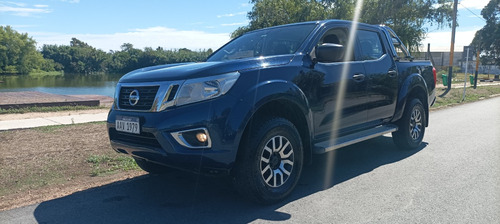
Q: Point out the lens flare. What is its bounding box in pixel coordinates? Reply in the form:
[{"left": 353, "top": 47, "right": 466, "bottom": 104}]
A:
[{"left": 323, "top": 0, "right": 364, "bottom": 189}]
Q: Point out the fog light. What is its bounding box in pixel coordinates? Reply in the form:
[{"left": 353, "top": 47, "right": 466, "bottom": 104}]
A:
[
  {"left": 171, "top": 128, "right": 212, "bottom": 149},
  {"left": 196, "top": 132, "right": 208, "bottom": 143}
]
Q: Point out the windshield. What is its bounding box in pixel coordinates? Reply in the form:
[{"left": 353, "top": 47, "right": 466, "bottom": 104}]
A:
[{"left": 207, "top": 24, "right": 316, "bottom": 62}]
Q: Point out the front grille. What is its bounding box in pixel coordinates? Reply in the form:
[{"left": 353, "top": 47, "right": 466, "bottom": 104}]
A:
[
  {"left": 109, "top": 128, "right": 162, "bottom": 148},
  {"left": 119, "top": 86, "right": 159, "bottom": 110}
]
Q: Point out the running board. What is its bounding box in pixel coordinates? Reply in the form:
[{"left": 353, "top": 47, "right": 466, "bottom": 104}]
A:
[{"left": 313, "top": 125, "right": 398, "bottom": 154}]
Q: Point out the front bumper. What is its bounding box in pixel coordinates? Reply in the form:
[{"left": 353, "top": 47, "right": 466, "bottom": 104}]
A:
[{"left": 107, "top": 97, "right": 241, "bottom": 176}]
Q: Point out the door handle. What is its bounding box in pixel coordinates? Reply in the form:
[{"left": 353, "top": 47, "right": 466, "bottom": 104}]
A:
[
  {"left": 388, "top": 70, "right": 397, "bottom": 77},
  {"left": 353, "top": 74, "right": 365, "bottom": 82}
]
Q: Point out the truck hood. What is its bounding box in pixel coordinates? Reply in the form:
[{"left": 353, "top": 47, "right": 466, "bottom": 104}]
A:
[{"left": 118, "top": 55, "right": 295, "bottom": 83}]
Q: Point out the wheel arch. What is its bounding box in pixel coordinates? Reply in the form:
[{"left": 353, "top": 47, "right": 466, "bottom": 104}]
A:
[{"left": 392, "top": 73, "right": 430, "bottom": 127}]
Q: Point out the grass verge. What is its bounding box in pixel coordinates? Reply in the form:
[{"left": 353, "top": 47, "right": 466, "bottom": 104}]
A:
[
  {"left": 0, "top": 105, "right": 108, "bottom": 114},
  {"left": 87, "top": 154, "right": 139, "bottom": 177},
  {"left": 432, "top": 85, "right": 500, "bottom": 109}
]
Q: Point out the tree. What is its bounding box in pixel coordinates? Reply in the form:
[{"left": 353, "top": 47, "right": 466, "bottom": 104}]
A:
[
  {"left": 0, "top": 26, "right": 56, "bottom": 74},
  {"left": 232, "top": 0, "right": 453, "bottom": 51},
  {"left": 42, "top": 38, "right": 109, "bottom": 74},
  {"left": 471, "top": 0, "right": 500, "bottom": 67},
  {"left": 232, "top": 0, "right": 332, "bottom": 38},
  {"left": 360, "top": 0, "right": 453, "bottom": 51}
]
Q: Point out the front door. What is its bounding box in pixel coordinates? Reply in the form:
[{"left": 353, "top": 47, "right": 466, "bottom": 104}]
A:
[{"left": 306, "top": 27, "right": 368, "bottom": 140}]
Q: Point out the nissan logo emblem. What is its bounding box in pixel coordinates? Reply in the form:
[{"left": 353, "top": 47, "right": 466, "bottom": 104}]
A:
[{"left": 129, "top": 90, "right": 140, "bottom": 106}]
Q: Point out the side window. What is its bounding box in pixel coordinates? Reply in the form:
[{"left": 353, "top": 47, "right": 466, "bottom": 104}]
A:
[
  {"left": 358, "top": 30, "right": 384, "bottom": 60},
  {"left": 316, "top": 28, "right": 352, "bottom": 62}
]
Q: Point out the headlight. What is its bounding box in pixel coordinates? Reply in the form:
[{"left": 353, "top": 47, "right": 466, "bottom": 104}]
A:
[{"left": 175, "top": 71, "right": 240, "bottom": 107}]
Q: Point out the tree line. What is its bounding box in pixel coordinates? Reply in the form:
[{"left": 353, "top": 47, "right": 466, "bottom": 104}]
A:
[
  {"left": 1, "top": 0, "right": 499, "bottom": 75},
  {"left": 0, "top": 26, "right": 212, "bottom": 75}
]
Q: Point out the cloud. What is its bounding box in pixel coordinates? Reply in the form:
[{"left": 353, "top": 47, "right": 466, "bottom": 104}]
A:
[
  {"left": 0, "top": 2, "right": 51, "bottom": 16},
  {"left": 422, "top": 29, "right": 481, "bottom": 52},
  {"left": 217, "top": 11, "right": 246, "bottom": 18},
  {"left": 221, "top": 22, "right": 248, "bottom": 27},
  {"left": 2, "top": 1, "right": 26, "bottom": 7},
  {"left": 60, "top": 0, "right": 80, "bottom": 3},
  {"left": 30, "top": 26, "right": 231, "bottom": 52}
]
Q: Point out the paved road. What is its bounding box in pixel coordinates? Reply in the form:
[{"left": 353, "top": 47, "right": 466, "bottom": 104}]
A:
[{"left": 1, "top": 97, "right": 499, "bottom": 224}]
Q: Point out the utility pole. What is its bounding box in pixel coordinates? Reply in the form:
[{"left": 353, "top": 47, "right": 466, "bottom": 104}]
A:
[
  {"left": 474, "top": 49, "right": 480, "bottom": 89},
  {"left": 441, "top": 0, "right": 458, "bottom": 97},
  {"left": 462, "top": 47, "right": 469, "bottom": 101}
]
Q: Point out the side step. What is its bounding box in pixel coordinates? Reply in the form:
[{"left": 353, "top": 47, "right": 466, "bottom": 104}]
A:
[{"left": 313, "top": 124, "right": 398, "bottom": 154}]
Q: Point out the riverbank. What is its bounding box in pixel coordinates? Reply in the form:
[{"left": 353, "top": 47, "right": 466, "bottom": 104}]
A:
[
  {"left": 0, "top": 92, "right": 112, "bottom": 130},
  {"left": 0, "top": 91, "right": 113, "bottom": 110}
]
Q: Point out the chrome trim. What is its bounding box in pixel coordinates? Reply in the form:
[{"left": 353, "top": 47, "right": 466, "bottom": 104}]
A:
[
  {"left": 114, "top": 72, "right": 240, "bottom": 112},
  {"left": 114, "top": 80, "right": 184, "bottom": 112},
  {"left": 170, "top": 128, "right": 212, "bottom": 149}
]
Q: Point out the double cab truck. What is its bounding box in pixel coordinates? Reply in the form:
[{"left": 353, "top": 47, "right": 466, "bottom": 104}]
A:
[{"left": 107, "top": 20, "right": 436, "bottom": 203}]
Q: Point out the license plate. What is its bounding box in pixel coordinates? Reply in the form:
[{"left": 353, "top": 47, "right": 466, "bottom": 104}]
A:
[{"left": 115, "top": 116, "right": 140, "bottom": 134}]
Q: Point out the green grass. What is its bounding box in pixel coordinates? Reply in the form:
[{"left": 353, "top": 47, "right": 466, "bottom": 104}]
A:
[
  {"left": 0, "top": 105, "right": 108, "bottom": 114},
  {"left": 433, "top": 85, "right": 500, "bottom": 109},
  {"left": 0, "top": 158, "right": 67, "bottom": 197},
  {"left": 86, "top": 154, "right": 140, "bottom": 177}
]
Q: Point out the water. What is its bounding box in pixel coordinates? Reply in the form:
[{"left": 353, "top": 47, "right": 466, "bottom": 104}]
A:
[{"left": 0, "top": 74, "right": 122, "bottom": 97}]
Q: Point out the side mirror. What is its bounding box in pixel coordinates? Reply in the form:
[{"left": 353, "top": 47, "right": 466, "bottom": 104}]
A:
[{"left": 316, "top": 43, "right": 344, "bottom": 63}]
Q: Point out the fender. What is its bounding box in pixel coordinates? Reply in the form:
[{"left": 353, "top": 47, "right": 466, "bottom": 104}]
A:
[
  {"left": 224, "top": 78, "right": 314, "bottom": 162},
  {"left": 392, "top": 72, "right": 429, "bottom": 124}
]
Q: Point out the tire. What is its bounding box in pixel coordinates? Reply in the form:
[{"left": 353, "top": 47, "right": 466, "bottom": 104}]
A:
[
  {"left": 134, "top": 157, "right": 170, "bottom": 174},
  {"left": 233, "top": 117, "right": 303, "bottom": 204},
  {"left": 392, "top": 98, "right": 426, "bottom": 150}
]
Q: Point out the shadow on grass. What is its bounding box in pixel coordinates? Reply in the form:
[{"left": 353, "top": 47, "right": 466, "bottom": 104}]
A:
[{"left": 33, "top": 136, "right": 426, "bottom": 223}]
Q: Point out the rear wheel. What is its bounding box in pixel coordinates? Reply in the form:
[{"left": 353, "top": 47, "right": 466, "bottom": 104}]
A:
[
  {"left": 134, "top": 157, "right": 170, "bottom": 174},
  {"left": 392, "top": 98, "right": 426, "bottom": 150},
  {"left": 233, "top": 117, "right": 303, "bottom": 204}
]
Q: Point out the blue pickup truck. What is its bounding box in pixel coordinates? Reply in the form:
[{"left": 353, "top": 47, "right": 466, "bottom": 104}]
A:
[{"left": 107, "top": 20, "right": 436, "bottom": 203}]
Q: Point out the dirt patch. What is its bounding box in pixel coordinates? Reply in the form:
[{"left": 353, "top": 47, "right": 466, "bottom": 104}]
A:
[{"left": 0, "top": 122, "right": 145, "bottom": 211}]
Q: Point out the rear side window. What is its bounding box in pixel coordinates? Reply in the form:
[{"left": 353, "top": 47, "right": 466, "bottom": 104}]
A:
[{"left": 357, "top": 30, "right": 384, "bottom": 60}]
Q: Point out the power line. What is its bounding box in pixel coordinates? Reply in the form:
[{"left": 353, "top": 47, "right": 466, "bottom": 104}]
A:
[{"left": 459, "top": 2, "right": 486, "bottom": 22}]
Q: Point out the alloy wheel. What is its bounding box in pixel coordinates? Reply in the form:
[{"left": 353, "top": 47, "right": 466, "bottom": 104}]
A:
[{"left": 260, "top": 135, "right": 294, "bottom": 188}]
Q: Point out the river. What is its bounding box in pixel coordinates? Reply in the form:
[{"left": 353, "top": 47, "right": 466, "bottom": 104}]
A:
[{"left": 0, "top": 74, "right": 122, "bottom": 97}]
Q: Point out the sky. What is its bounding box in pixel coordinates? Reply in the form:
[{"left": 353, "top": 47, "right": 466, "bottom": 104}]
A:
[{"left": 0, "top": 0, "right": 491, "bottom": 53}]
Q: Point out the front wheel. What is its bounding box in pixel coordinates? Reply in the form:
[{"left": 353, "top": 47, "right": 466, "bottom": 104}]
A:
[
  {"left": 392, "top": 98, "right": 426, "bottom": 150},
  {"left": 233, "top": 117, "right": 303, "bottom": 204}
]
